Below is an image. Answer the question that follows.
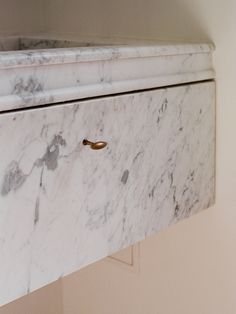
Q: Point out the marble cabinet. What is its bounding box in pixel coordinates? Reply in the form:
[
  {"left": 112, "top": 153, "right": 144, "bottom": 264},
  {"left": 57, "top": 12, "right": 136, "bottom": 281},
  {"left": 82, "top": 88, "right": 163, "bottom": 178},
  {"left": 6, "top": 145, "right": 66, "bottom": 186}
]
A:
[{"left": 0, "top": 81, "right": 215, "bottom": 305}]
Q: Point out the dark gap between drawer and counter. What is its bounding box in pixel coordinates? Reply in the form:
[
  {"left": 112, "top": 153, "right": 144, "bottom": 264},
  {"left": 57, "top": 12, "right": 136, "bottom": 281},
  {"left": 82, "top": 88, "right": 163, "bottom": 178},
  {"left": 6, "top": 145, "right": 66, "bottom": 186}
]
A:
[{"left": 0, "top": 79, "right": 214, "bottom": 116}]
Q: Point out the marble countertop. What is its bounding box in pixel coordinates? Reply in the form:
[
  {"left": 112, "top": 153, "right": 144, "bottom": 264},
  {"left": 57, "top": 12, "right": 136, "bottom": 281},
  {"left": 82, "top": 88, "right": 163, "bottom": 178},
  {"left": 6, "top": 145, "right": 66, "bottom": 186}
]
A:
[{"left": 0, "top": 36, "right": 215, "bottom": 112}]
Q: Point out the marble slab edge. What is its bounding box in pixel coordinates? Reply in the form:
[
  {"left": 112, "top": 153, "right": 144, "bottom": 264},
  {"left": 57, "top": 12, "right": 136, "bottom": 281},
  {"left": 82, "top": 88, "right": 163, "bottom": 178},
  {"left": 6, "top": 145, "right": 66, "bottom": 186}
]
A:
[
  {"left": 0, "top": 43, "right": 214, "bottom": 68},
  {"left": 0, "top": 71, "right": 215, "bottom": 112},
  {"left": 0, "top": 45, "right": 214, "bottom": 111}
]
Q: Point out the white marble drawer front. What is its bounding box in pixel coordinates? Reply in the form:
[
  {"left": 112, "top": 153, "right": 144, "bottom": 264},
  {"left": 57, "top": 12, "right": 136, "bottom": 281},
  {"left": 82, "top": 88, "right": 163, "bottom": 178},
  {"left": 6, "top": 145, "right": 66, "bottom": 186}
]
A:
[{"left": 0, "top": 81, "right": 215, "bottom": 305}]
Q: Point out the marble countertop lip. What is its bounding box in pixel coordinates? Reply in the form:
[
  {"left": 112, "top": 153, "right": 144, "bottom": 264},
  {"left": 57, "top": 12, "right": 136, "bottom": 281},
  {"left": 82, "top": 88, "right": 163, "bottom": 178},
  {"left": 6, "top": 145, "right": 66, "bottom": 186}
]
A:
[
  {"left": 0, "top": 41, "right": 214, "bottom": 69},
  {"left": 0, "top": 36, "right": 214, "bottom": 111}
]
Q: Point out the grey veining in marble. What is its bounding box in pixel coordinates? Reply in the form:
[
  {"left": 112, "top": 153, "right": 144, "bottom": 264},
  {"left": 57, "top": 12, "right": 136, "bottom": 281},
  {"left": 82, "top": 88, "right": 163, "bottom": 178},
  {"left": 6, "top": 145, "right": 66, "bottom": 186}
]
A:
[
  {"left": 0, "top": 81, "right": 215, "bottom": 305},
  {"left": 0, "top": 36, "right": 214, "bottom": 111},
  {"left": 0, "top": 36, "right": 109, "bottom": 51}
]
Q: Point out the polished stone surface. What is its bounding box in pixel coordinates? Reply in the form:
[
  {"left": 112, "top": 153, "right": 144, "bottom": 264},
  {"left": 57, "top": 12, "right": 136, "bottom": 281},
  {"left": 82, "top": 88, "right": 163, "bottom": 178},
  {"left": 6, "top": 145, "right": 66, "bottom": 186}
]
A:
[
  {"left": 0, "top": 36, "right": 214, "bottom": 111},
  {"left": 0, "top": 81, "right": 215, "bottom": 305}
]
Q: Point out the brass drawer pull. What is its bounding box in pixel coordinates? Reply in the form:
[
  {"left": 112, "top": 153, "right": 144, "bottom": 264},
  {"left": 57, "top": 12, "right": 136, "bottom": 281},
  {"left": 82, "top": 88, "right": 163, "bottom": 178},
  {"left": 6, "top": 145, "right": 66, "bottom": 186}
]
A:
[{"left": 83, "top": 139, "right": 107, "bottom": 150}]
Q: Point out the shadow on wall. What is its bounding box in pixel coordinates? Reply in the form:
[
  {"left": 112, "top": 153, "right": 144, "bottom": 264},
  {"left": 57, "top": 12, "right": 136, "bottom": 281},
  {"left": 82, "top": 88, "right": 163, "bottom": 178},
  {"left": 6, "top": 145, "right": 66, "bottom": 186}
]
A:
[
  {"left": 47, "top": 0, "right": 211, "bottom": 42},
  {"left": 0, "top": 0, "right": 45, "bottom": 35}
]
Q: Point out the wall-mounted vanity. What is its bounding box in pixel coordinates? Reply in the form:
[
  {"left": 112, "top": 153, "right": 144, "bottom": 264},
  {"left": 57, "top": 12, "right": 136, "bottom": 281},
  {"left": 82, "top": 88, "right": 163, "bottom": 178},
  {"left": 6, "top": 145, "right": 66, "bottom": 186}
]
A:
[{"left": 0, "top": 36, "right": 215, "bottom": 306}]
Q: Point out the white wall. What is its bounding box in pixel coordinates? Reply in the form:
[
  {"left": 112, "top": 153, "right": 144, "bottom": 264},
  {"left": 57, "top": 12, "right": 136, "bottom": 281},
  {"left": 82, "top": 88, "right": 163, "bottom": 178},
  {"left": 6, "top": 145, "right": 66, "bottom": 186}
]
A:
[
  {"left": 0, "top": 280, "right": 63, "bottom": 314},
  {"left": 44, "top": 0, "right": 210, "bottom": 42},
  {"left": 0, "top": 0, "right": 45, "bottom": 36}
]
